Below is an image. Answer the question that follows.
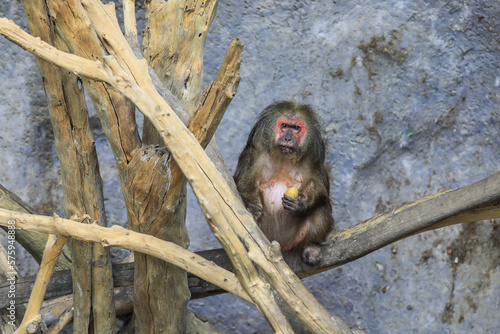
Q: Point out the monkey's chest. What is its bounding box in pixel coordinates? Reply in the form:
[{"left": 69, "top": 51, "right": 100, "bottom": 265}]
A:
[
  {"left": 259, "top": 179, "right": 302, "bottom": 247},
  {"left": 259, "top": 178, "right": 301, "bottom": 214},
  {"left": 261, "top": 182, "right": 289, "bottom": 213}
]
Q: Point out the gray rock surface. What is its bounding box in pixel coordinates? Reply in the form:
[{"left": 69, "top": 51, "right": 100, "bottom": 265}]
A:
[{"left": 1, "top": 1, "right": 499, "bottom": 333}]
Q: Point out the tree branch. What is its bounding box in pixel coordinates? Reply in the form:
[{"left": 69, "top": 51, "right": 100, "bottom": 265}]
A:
[
  {"left": 0, "top": 184, "right": 71, "bottom": 270},
  {"left": 189, "top": 38, "right": 243, "bottom": 148},
  {"left": 122, "top": 0, "right": 138, "bottom": 48},
  {"left": 0, "top": 209, "right": 251, "bottom": 304},
  {"left": 317, "top": 171, "right": 500, "bottom": 273},
  {"left": 4, "top": 172, "right": 498, "bottom": 308}
]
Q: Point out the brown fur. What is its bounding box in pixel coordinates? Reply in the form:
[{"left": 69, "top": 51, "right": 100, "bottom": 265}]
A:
[{"left": 234, "top": 101, "right": 334, "bottom": 264}]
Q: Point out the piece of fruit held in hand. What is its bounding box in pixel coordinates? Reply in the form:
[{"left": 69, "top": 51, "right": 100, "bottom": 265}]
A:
[{"left": 284, "top": 187, "right": 299, "bottom": 199}]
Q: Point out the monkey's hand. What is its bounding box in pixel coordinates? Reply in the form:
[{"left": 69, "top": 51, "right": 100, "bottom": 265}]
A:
[{"left": 282, "top": 193, "right": 307, "bottom": 214}]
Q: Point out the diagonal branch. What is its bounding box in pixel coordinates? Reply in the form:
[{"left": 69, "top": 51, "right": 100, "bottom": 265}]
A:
[
  {"left": 189, "top": 38, "right": 243, "bottom": 148},
  {"left": 285, "top": 171, "right": 500, "bottom": 275},
  {"left": 16, "top": 234, "right": 68, "bottom": 334},
  {"left": 81, "top": 3, "right": 244, "bottom": 332}
]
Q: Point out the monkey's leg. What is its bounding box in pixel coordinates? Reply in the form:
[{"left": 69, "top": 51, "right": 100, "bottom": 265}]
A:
[{"left": 284, "top": 220, "right": 323, "bottom": 265}]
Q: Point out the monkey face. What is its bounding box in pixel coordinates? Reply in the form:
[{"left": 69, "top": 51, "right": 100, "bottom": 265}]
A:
[{"left": 275, "top": 116, "right": 306, "bottom": 156}]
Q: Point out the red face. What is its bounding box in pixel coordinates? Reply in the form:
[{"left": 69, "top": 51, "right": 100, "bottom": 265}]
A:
[{"left": 275, "top": 116, "right": 306, "bottom": 155}]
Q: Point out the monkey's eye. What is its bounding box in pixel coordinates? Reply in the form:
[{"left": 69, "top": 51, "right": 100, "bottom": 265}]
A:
[{"left": 280, "top": 123, "right": 301, "bottom": 132}]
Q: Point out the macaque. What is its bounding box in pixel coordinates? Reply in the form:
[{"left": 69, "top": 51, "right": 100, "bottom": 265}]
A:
[{"left": 234, "top": 101, "right": 334, "bottom": 265}]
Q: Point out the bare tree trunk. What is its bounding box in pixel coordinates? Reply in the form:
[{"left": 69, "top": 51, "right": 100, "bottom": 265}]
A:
[
  {"left": 20, "top": 0, "right": 117, "bottom": 332},
  {"left": 124, "top": 1, "right": 218, "bottom": 332}
]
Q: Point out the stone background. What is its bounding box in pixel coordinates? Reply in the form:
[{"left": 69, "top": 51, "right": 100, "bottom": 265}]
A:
[{"left": 1, "top": 1, "right": 499, "bottom": 333}]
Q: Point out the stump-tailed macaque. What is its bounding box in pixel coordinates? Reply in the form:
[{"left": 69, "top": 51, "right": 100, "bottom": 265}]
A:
[{"left": 234, "top": 101, "right": 334, "bottom": 264}]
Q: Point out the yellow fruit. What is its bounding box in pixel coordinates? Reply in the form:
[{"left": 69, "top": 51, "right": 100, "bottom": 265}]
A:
[{"left": 284, "top": 187, "right": 299, "bottom": 199}]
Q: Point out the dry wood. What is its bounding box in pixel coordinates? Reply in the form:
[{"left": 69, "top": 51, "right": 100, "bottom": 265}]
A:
[
  {"left": 0, "top": 243, "right": 20, "bottom": 281},
  {"left": 122, "top": 0, "right": 138, "bottom": 48},
  {"left": 186, "top": 310, "right": 226, "bottom": 334},
  {"left": 4, "top": 170, "right": 498, "bottom": 310},
  {"left": 41, "top": 284, "right": 136, "bottom": 333},
  {"left": 286, "top": 171, "right": 500, "bottom": 275},
  {"left": 0, "top": 17, "right": 350, "bottom": 333},
  {"left": 44, "top": 0, "right": 140, "bottom": 168},
  {"left": 20, "top": 1, "right": 117, "bottom": 331},
  {"left": 39, "top": 294, "right": 73, "bottom": 323},
  {"left": 81, "top": 2, "right": 200, "bottom": 331},
  {"left": 81, "top": 1, "right": 245, "bottom": 332},
  {"left": 143, "top": 0, "right": 218, "bottom": 111},
  {"left": 45, "top": 306, "right": 73, "bottom": 334},
  {"left": 321, "top": 172, "right": 500, "bottom": 270},
  {"left": 38, "top": 285, "right": 133, "bottom": 328},
  {"left": 16, "top": 234, "right": 68, "bottom": 334},
  {"left": 0, "top": 209, "right": 252, "bottom": 304},
  {"left": 189, "top": 38, "right": 243, "bottom": 149},
  {"left": 0, "top": 185, "right": 71, "bottom": 270},
  {"left": 0, "top": 260, "right": 219, "bottom": 308}
]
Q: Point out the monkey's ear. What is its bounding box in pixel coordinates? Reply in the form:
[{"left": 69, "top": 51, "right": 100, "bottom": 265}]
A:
[{"left": 249, "top": 122, "right": 268, "bottom": 149}]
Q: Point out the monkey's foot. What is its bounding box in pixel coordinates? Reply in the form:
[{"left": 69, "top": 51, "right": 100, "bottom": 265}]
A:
[{"left": 302, "top": 243, "right": 322, "bottom": 265}]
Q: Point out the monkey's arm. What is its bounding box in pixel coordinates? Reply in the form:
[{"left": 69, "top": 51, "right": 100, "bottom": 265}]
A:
[
  {"left": 234, "top": 147, "right": 263, "bottom": 222},
  {"left": 242, "top": 190, "right": 263, "bottom": 223}
]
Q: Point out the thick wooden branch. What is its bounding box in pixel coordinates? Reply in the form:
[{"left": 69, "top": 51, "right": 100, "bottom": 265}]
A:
[
  {"left": 317, "top": 171, "right": 500, "bottom": 274},
  {"left": 143, "top": 0, "right": 218, "bottom": 111},
  {"left": 45, "top": 0, "right": 140, "bottom": 168},
  {"left": 189, "top": 38, "right": 243, "bottom": 148},
  {"left": 122, "top": 0, "right": 138, "bottom": 48},
  {"left": 0, "top": 18, "right": 349, "bottom": 333},
  {"left": 20, "top": 1, "right": 117, "bottom": 331}
]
